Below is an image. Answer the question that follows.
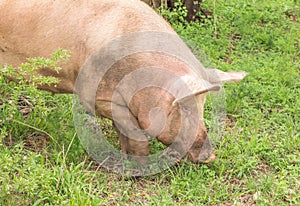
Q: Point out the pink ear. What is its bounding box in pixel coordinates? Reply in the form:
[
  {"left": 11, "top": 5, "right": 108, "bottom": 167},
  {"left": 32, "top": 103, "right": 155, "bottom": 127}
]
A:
[
  {"left": 172, "top": 75, "right": 220, "bottom": 105},
  {"left": 205, "top": 68, "right": 248, "bottom": 83}
]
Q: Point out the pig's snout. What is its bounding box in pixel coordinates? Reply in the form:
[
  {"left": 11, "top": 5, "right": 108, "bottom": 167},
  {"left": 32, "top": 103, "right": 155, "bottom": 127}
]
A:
[
  {"left": 198, "top": 152, "right": 217, "bottom": 163},
  {"left": 188, "top": 150, "right": 217, "bottom": 164},
  {"left": 187, "top": 137, "right": 217, "bottom": 164}
]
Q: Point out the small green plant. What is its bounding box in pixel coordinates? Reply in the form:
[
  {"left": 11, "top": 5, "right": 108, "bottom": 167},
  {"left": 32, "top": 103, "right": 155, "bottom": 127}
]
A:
[
  {"left": 1, "top": 49, "right": 70, "bottom": 88},
  {"left": 158, "top": 0, "right": 188, "bottom": 25}
]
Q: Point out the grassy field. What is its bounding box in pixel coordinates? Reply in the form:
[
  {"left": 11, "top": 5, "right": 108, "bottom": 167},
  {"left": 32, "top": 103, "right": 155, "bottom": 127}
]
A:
[{"left": 0, "top": 0, "right": 299, "bottom": 205}]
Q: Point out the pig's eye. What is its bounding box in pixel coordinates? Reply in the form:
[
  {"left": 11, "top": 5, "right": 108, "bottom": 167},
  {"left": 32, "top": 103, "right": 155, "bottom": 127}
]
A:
[{"left": 180, "top": 106, "right": 192, "bottom": 115}]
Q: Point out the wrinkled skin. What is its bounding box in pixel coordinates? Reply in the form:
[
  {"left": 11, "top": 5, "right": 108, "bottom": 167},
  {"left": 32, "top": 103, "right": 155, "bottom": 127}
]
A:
[{"left": 0, "top": 0, "right": 246, "bottom": 164}]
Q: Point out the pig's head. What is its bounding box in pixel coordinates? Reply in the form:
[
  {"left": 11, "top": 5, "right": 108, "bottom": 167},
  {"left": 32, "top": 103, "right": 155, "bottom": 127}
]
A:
[{"left": 155, "top": 69, "right": 247, "bottom": 163}]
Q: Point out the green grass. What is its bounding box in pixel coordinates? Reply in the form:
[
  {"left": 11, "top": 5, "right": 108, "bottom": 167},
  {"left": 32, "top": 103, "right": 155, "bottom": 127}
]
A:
[{"left": 0, "top": 0, "right": 299, "bottom": 205}]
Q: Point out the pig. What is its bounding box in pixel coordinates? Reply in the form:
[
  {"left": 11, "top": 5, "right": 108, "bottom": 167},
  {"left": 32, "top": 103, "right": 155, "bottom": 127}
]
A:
[{"left": 0, "top": 0, "right": 246, "bottom": 165}]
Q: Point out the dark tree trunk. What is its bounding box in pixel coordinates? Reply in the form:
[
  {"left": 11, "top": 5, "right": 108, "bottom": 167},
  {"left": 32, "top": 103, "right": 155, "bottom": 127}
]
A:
[{"left": 141, "top": 0, "right": 211, "bottom": 22}]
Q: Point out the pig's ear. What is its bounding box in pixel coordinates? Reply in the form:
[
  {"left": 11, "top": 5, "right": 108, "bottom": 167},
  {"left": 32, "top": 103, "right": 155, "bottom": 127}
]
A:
[
  {"left": 172, "top": 75, "right": 220, "bottom": 105},
  {"left": 205, "top": 68, "right": 248, "bottom": 83}
]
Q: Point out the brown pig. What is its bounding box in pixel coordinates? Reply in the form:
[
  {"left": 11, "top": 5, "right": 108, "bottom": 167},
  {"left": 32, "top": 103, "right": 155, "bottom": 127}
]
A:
[{"left": 0, "top": 0, "right": 247, "bottom": 165}]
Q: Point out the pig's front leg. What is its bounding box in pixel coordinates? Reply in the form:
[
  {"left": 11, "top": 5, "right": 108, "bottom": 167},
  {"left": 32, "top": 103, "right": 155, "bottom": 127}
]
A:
[
  {"left": 109, "top": 103, "right": 150, "bottom": 158},
  {"left": 113, "top": 123, "right": 150, "bottom": 157}
]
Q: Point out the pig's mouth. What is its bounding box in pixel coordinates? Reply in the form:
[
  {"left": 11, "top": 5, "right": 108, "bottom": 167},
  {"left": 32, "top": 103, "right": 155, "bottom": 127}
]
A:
[
  {"left": 198, "top": 152, "right": 217, "bottom": 163},
  {"left": 188, "top": 150, "right": 217, "bottom": 164}
]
